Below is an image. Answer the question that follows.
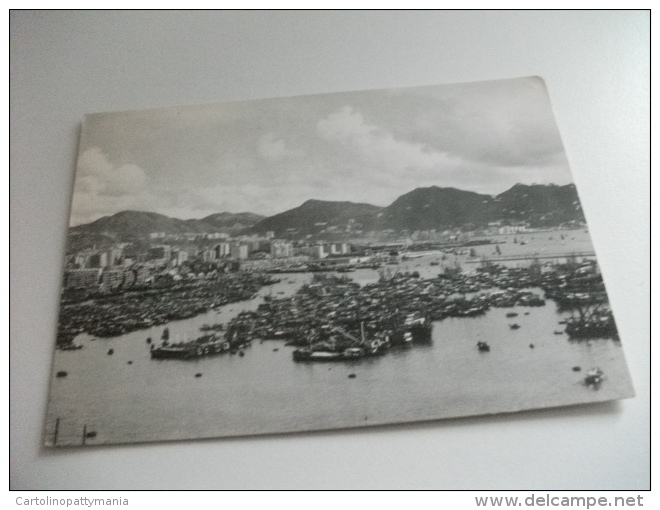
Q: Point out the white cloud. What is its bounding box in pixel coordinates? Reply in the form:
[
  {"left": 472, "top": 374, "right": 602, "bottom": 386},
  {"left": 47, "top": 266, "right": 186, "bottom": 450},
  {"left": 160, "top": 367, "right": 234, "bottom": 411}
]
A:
[
  {"left": 70, "top": 148, "right": 150, "bottom": 225},
  {"left": 317, "top": 106, "right": 459, "bottom": 176},
  {"left": 76, "top": 148, "right": 147, "bottom": 197},
  {"left": 317, "top": 106, "right": 376, "bottom": 140},
  {"left": 257, "top": 134, "right": 287, "bottom": 160},
  {"left": 257, "top": 133, "right": 302, "bottom": 161}
]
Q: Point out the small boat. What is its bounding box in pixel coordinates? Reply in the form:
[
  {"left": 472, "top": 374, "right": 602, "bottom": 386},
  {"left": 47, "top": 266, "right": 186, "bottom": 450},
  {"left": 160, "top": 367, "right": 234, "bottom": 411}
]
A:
[
  {"left": 59, "top": 343, "right": 83, "bottom": 351},
  {"left": 506, "top": 312, "right": 518, "bottom": 318},
  {"left": 584, "top": 368, "right": 603, "bottom": 385},
  {"left": 554, "top": 330, "right": 564, "bottom": 335},
  {"left": 477, "top": 341, "right": 490, "bottom": 352},
  {"left": 509, "top": 324, "right": 521, "bottom": 330},
  {"left": 293, "top": 349, "right": 345, "bottom": 362},
  {"left": 200, "top": 323, "right": 224, "bottom": 332}
]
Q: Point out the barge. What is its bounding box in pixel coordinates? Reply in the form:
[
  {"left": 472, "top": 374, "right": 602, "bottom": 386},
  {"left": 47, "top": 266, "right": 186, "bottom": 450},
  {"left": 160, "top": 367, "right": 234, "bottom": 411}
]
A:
[{"left": 150, "top": 333, "right": 230, "bottom": 360}]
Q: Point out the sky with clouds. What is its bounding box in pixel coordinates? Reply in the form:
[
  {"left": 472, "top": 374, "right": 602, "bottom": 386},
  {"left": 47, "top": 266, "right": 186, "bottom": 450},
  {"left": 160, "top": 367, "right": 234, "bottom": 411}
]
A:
[{"left": 70, "top": 76, "right": 574, "bottom": 226}]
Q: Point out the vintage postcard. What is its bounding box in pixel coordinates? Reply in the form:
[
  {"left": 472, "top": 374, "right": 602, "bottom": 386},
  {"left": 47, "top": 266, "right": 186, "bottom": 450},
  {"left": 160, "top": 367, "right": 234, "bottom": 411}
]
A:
[{"left": 45, "top": 77, "right": 634, "bottom": 446}]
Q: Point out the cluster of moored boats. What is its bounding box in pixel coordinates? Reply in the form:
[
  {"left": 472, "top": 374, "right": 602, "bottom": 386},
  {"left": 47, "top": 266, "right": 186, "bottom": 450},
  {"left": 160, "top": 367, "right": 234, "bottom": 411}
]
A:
[
  {"left": 61, "top": 256, "right": 618, "bottom": 371},
  {"left": 149, "top": 334, "right": 255, "bottom": 360},
  {"left": 55, "top": 273, "right": 280, "bottom": 347},
  {"left": 147, "top": 257, "right": 614, "bottom": 364},
  {"left": 149, "top": 274, "right": 435, "bottom": 362}
]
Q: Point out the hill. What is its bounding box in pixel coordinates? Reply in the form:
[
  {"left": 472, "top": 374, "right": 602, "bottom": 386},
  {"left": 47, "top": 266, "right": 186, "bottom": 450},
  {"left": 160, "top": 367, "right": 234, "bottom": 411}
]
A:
[
  {"left": 492, "top": 183, "right": 584, "bottom": 227},
  {"left": 67, "top": 183, "right": 585, "bottom": 250},
  {"left": 249, "top": 200, "right": 383, "bottom": 237},
  {"left": 67, "top": 210, "right": 264, "bottom": 252},
  {"left": 377, "top": 186, "right": 493, "bottom": 230}
]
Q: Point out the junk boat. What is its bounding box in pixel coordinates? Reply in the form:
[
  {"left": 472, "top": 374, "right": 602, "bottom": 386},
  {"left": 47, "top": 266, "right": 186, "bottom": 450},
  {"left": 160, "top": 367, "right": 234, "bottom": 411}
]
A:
[
  {"left": 584, "top": 367, "right": 604, "bottom": 385},
  {"left": 150, "top": 333, "right": 230, "bottom": 360},
  {"left": 565, "top": 311, "right": 618, "bottom": 339},
  {"left": 390, "top": 312, "right": 433, "bottom": 345}
]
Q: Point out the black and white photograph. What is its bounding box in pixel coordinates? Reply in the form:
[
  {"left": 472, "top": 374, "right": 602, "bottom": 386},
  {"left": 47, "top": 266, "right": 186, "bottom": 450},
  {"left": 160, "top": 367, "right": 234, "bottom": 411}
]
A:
[{"left": 44, "top": 76, "right": 634, "bottom": 447}]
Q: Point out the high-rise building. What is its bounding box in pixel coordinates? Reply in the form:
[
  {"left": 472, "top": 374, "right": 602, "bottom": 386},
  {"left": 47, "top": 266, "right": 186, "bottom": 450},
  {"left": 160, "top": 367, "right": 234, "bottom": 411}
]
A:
[
  {"left": 271, "top": 241, "right": 294, "bottom": 258},
  {"left": 63, "top": 268, "right": 103, "bottom": 288},
  {"left": 230, "top": 244, "right": 249, "bottom": 260},
  {"left": 147, "top": 245, "right": 171, "bottom": 263}
]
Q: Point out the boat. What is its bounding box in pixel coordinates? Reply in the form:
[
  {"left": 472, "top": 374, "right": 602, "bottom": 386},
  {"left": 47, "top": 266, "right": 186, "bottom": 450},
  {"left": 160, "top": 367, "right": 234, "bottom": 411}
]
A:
[
  {"left": 269, "top": 330, "right": 293, "bottom": 340},
  {"left": 390, "top": 312, "right": 432, "bottom": 344},
  {"left": 584, "top": 368, "right": 603, "bottom": 385},
  {"left": 293, "top": 346, "right": 365, "bottom": 362},
  {"left": 477, "top": 341, "right": 490, "bottom": 352},
  {"left": 58, "top": 342, "right": 83, "bottom": 351},
  {"left": 506, "top": 312, "right": 518, "bottom": 318},
  {"left": 150, "top": 333, "right": 230, "bottom": 360},
  {"left": 292, "top": 322, "right": 387, "bottom": 362},
  {"left": 200, "top": 323, "right": 224, "bottom": 332},
  {"left": 565, "top": 312, "right": 618, "bottom": 339},
  {"left": 509, "top": 324, "right": 521, "bottom": 330}
]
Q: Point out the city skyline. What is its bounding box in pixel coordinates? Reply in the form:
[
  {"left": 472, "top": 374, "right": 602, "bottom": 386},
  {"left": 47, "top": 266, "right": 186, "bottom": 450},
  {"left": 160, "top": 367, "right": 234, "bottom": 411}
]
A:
[{"left": 70, "top": 77, "right": 574, "bottom": 226}]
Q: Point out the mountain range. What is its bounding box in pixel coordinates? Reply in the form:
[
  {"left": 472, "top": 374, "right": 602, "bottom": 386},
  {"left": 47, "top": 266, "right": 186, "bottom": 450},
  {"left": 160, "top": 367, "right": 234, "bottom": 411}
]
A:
[
  {"left": 68, "top": 183, "right": 584, "bottom": 250},
  {"left": 67, "top": 210, "right": 265, "bottom": 252}
]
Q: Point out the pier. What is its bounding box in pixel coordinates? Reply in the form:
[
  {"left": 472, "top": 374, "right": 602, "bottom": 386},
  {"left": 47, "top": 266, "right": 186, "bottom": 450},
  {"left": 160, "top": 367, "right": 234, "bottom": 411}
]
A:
[{"left": 465, "top": 251, "right": 596, "bottom": 264}]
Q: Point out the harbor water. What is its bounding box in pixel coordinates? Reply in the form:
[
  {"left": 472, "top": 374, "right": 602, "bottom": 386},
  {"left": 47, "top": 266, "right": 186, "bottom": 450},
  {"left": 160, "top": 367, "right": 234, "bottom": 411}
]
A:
[{"left": 45, "top": 231, "right": 634, "bottom": 446}]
